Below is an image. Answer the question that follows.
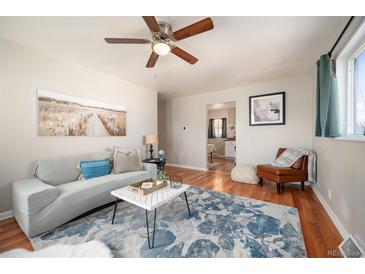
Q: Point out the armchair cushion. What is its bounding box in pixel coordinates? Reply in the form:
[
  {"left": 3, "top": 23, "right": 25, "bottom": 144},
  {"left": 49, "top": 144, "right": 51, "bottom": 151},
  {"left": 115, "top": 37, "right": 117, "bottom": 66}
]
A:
[
  {"left": 12, "top": 178, "right": 60, "bottom": 215},
  {"left": 256, "top": 164, "right": 304, "bottom": 175}
]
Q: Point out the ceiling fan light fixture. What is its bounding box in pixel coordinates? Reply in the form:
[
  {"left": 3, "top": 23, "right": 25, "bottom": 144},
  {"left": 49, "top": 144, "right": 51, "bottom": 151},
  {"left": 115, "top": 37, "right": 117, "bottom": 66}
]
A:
[
  {"left": 152, "top": 41, "right": 171, "bottom": 56},
  {"left": 105, "top": 16, "right": 214, "bottom": 68}
]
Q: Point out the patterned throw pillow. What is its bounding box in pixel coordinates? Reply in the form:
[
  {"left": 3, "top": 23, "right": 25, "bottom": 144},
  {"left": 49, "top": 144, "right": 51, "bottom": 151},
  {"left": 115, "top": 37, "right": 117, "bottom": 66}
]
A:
[
  {"left": 113, "top": 150, "right": 143, "bottom": 174},
  {"left": 79, "top": 159, "right": 111, "bottom": 180}
]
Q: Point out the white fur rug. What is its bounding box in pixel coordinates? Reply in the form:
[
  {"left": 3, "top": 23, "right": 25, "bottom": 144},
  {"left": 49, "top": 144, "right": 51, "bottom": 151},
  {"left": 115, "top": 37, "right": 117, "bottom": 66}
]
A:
[{"left": 0, "top": 240, "right": 112, "bottom": 258}]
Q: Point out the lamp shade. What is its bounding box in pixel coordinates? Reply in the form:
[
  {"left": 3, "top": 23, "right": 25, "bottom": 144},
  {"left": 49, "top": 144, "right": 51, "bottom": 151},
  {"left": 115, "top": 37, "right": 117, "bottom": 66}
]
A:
[{"left": 145, "top": 134, "right": 158, "bottom": 144}]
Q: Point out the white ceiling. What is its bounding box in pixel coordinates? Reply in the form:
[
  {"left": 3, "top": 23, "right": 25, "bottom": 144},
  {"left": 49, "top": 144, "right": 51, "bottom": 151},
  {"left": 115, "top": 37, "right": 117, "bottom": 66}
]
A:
[{"left": 0, "top": 16, "right": 348, "bottom": 99}]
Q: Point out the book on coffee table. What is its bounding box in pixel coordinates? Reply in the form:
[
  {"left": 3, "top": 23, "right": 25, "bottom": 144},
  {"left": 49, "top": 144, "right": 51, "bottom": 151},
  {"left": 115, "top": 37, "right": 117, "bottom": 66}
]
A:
[{"left": 141, "top": 182, "right": 153, "bottom": 189}]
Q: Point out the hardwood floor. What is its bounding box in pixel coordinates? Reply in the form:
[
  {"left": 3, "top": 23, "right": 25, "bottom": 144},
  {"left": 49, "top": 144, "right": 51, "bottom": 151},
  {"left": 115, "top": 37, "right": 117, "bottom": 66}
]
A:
[
  {"left": 208, "top": 156, "right": 235, "bottom": 173},
  {"left": 165, "top": 166, "right": 343, "bottom": 258},
  {"left": 0, "top": 217, "right": 33, "bottom": 253},
  {"left": 0, "top": 165, "right": 343, "bottom": 257}
]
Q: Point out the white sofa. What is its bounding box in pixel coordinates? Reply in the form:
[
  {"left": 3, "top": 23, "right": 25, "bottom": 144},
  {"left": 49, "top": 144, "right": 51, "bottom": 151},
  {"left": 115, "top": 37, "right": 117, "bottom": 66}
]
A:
[{"left": 12, "top": 151, "right": 157, "bottom": 238}]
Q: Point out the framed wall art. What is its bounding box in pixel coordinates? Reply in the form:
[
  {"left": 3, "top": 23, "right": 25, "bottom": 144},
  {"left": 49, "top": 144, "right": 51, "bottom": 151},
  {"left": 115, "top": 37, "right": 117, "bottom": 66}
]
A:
[
  {"left": 249, "top": 91, "right": 285, "bottom": 126},
  {"left": 37, "top": 90, "right": 127, "bottom": 136}
]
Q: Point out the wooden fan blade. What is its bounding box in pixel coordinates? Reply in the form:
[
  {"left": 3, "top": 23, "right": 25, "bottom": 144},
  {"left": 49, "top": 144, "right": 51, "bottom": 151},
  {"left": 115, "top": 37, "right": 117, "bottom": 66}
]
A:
[
  {"left": 142, "top": 16, "right": 160, "bottom": 32},
  {"left": 146, "top": 52, "right": 159, "bottom": 68},
  {"left": 173, "top": 17, "right": 214, "bottom": 41},
  {"left": 104, "top": 38, "right": 150, "bottom": 44},
  {"left": 171, "top": 46, "right": 198, "bottom": 64}
]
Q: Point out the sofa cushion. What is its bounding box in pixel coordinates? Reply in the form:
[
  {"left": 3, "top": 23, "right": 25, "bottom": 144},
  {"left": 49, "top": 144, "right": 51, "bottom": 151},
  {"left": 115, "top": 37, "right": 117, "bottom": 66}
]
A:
[
  {"left": 256, "top": 164, "right": 304, "bottom": 175},
  {"left": 35, "top": 152, "right": 112, "bottom": 186},
  {"left": 56, "top": 170, "right": 152, "bottom": 203},
  {"left": 142, "top": 162, "right": 158, "bottom": 177}
]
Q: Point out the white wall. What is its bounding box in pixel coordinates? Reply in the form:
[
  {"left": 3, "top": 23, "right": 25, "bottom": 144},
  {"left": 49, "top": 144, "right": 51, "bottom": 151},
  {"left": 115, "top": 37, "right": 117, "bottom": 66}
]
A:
[
  {"left": 313, "top": 138, "right": 365, "bottom": 245},
  {"left": 0, "top": 39, "right": 157, "bottom": 212},
  {"left": 157, "top": 98, "right": 167, "bottom": 156},
  {"left": 160, "top": 75, "right": 314, "bottom": 169},
  {"left": 0, "top": 42, "right": 4, "bottom": 197}
]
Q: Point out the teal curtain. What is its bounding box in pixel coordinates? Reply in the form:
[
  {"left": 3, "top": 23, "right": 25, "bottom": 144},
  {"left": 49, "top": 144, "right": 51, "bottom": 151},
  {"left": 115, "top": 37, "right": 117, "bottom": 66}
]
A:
[{"left": 315, "top": 54, "right": 341, "bottom": 137}]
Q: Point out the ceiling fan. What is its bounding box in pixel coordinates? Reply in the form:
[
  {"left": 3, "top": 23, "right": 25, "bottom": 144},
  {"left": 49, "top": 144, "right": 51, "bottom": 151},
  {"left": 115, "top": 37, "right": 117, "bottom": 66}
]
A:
[{"left": 104, "top": 16, "right": 214, "bottom": 68}]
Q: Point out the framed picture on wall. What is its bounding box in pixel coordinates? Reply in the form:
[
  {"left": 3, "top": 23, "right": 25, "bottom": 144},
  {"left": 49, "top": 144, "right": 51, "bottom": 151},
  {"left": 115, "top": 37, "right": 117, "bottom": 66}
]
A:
[
  {"left": 37, "top": 90, "right": 127, "bottom": 136},
  {"left": 249, "top": 91, "right": 285, "bottom": 126}
]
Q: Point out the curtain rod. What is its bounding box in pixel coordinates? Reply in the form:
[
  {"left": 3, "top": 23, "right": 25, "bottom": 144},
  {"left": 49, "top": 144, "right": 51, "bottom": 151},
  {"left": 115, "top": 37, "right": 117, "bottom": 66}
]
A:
[{"left": 328, "top": 16, "right": 355, "bottom": 58}]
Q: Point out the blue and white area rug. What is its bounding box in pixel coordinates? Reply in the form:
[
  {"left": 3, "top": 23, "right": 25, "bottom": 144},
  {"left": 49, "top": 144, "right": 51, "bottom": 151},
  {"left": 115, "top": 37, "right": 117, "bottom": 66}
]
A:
[{"left": 31, "top": 186, "right": 307, "bottom": 258}]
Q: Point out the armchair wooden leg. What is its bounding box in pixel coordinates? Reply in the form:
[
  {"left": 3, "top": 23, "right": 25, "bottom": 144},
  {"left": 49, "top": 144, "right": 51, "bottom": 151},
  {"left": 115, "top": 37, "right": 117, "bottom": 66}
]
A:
[
  {"left": 301, "top": 181, "right": 305, "bottom": 191},
  {"left": 259, "top": 177, "right": 263, "bottom": 186},
  {"left": 276, "top": 183, "right": 280, "bottom": 194},
  {"left": 281, "top": 183, "right": 284, "bottom": 192}
]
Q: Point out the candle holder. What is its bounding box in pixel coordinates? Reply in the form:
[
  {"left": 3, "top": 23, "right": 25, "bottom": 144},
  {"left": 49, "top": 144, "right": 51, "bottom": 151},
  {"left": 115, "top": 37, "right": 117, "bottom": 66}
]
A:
[{"left": 169, "top": 175, "right": 182, "bottom": 189}]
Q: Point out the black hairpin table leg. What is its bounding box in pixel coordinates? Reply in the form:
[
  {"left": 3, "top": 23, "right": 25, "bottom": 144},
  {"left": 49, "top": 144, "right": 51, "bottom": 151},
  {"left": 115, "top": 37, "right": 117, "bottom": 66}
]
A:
[
  {"left": 145, "top": 208, "right": 157, "bottom": 249},
  {"left": 184, "top": 192, "right": 191, "bottom": 217},
  {"left": 111, "top": 198, "right": 120, "bottom": 224}
]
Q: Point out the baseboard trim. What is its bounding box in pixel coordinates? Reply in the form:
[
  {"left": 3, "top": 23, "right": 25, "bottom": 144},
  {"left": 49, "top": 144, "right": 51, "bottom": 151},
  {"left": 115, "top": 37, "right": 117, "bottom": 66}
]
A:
[
  {"left": 311, "top": 185, "right": 348, "bottom": 239},
  {"left": 0, "top": 210, "right": 13, "bottom": 220},
  {"left": 166, "top": 163, "right": 208, "bottom": 172}
]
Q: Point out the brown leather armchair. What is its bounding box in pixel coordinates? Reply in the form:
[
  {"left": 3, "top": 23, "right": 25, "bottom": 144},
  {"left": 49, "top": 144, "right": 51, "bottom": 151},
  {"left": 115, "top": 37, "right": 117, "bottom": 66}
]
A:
[{"left": 256, "top": 148, "right": 308, "bottom": 193}]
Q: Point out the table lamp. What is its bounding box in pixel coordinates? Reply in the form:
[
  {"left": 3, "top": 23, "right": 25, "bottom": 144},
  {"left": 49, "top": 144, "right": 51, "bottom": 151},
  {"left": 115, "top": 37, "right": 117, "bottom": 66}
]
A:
[{"left": 145, "top": 134, "right": 158, "bottom": 159}]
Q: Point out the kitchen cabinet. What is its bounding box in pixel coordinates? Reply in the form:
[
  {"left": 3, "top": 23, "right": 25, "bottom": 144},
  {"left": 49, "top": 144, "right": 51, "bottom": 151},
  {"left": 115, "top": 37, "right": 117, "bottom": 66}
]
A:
[{"left": 225, "top": 141, "right": 236, "bottom": 158}]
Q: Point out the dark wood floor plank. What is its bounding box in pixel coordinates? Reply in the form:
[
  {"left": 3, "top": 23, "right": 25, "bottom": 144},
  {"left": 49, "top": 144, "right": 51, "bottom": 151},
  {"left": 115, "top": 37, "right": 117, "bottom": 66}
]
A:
[
  {"left": 0, "top": 217, "right": 16, "bottom": 226},
  {"left": 0, "top": 230, "right": 32, "bottom": 251}
]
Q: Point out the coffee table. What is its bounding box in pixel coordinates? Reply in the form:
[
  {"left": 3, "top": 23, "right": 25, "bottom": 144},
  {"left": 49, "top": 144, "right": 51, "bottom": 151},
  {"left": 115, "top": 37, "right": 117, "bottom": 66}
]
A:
[{"left": 110, "top": 183, "right": 191, "bottom": 249}]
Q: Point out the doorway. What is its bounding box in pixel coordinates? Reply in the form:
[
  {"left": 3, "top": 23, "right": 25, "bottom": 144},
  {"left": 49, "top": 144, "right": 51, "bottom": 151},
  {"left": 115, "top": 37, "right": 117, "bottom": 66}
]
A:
[{"left": 206, "top": 102, "right": 236, "bottom": 173}]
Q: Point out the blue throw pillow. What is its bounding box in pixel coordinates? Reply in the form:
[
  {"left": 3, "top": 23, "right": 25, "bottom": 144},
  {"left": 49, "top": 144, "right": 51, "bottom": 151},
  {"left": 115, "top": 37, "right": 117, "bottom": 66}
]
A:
[{"left": 79, "top": 159, "right": 111, "bottom": 180}]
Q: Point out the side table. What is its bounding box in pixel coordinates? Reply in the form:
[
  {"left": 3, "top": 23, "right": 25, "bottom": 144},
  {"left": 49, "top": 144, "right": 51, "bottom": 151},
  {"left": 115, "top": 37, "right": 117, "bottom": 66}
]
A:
[{"left": 142, "top": 158, "right": 166, "bottom": 172}]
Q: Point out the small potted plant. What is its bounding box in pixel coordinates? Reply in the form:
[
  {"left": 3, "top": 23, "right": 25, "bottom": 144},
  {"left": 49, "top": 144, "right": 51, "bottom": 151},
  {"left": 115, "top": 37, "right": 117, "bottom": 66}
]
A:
[{"left": 156, "top": 171, "right": 168, "bottom": 185}]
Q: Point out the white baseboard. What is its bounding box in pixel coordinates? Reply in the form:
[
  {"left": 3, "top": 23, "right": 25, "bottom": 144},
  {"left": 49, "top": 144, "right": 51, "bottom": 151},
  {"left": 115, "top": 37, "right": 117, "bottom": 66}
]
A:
[
  {"left": 311, "top": 185, "right": 348, "bottom": 239},
  {"left": 166, "top": 163, "right": 208, "bottom": 172},
  {"left": 0, "top": 210, "right": 13, "bottom": 220}
]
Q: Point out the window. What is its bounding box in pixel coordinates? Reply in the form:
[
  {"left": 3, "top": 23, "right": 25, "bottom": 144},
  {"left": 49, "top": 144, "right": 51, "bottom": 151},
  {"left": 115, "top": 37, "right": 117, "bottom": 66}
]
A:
[
  {"left": 213, "top": 119, "right": 223, "bottom": 138},
  {"left": 347, "top": 45, "right": 365, "bottom": 136},
  {"left": 334, "top": 21, "right": 365, "bottom": 141},
  {"left": 353, "top": 48, "right": 365, "bottom": 134},
  {"left": 208, "top": 118, "right": 226, "bottom": 138}
]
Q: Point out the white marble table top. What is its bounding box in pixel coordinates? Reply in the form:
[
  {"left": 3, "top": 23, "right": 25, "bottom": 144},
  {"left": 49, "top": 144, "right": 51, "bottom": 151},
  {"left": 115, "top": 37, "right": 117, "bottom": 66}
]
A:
[{"left": 111, "top": 184, "right": 190, "bottom": 211}]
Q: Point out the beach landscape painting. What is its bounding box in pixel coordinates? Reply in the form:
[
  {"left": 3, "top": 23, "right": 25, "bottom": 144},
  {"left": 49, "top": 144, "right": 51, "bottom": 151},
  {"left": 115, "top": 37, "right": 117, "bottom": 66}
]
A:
[{"left": 37, "top": 90, "right": 127, "bottom": 136}]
